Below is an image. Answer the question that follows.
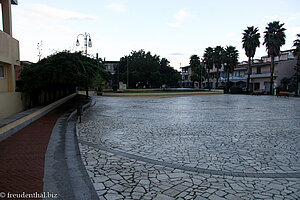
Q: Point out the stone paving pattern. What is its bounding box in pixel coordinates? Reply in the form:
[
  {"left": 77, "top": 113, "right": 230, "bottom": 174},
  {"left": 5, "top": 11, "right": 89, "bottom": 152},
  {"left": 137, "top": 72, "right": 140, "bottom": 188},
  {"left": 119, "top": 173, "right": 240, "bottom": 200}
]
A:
[{"left": 77, "top": 95, "right": 300, "bottom": 199}]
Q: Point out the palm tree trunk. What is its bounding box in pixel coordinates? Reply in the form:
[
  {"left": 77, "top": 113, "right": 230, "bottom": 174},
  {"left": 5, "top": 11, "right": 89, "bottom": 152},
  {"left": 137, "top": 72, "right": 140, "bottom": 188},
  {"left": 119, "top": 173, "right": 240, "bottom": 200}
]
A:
[
  {"left": 208, "top": 69, "right": 211, "bottom": 91},
  {"left": 216, "top": 68, "right": 219, "bottom": 88},
  {"left": 199, "top": 67, "right": 202, "bottom": 89},
  {"left": 270, "top": 55, "right": 274, "bottom": 95},
  {"left": 246, "top": 57, "right": 251, "bottom": 94}
]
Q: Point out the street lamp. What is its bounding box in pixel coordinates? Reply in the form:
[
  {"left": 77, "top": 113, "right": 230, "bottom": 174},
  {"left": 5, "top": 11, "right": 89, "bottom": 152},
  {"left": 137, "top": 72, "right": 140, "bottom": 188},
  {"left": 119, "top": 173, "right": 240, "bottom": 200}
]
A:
[{"left": 76, "top": 32, "right": 92, "bottom": 56}]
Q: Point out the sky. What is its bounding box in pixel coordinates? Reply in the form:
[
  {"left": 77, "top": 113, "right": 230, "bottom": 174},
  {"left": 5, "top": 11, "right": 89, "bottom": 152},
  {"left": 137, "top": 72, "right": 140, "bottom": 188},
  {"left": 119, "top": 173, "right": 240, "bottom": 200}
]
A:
[{"left": 2, "top": 0, "right": 300, "bottom": 70}]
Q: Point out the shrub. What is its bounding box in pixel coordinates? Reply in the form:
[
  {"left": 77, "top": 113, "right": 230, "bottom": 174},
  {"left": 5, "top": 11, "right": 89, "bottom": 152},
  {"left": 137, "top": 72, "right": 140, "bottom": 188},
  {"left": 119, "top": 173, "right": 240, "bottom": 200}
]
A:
[
  {"left": 217, "top": 86, "right": 226, "bottom": 90},
  {"left": 230, "top": 85, "right": 243, "bottom": 94}
]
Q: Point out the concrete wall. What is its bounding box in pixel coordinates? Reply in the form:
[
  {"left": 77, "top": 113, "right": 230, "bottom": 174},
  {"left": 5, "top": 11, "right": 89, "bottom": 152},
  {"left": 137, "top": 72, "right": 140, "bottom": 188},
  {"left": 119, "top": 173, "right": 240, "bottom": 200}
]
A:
[
  {"left": 0, "top": 30, "right": 19, "bottom": 66},
  {"left": 276, "top": 59, "right": 297, "bottom": 85},
  {"left": 0, "top": 31, "right": 19, "bottom": 93},
  {"left": 0, "top": 92, "right": 24, "bottom": 120}
]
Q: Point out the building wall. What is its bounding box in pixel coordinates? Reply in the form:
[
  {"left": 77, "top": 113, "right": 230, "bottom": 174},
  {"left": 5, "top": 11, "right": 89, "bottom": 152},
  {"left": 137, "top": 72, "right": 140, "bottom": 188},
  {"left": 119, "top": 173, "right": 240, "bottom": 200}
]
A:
[
  {"left": 251, "top": 78, "right": 270, "bottom": 91},
  {"left": 250, "top": 59, "right": 296, "bottom": 91},
  {"left": 0, "top": 31, "right": 19, "bottom": 66},
  {"left": 0, "top": 1, "right": 23, "bottom": 120},
  {"left": 0, "top": 92, "right": 24, "bottom": 120},
  {"left": 0, "top": 31, "right": 19, "bottom": 92},
  {"left": 275, "top": 59, "right": 297, "bottom": 86}
]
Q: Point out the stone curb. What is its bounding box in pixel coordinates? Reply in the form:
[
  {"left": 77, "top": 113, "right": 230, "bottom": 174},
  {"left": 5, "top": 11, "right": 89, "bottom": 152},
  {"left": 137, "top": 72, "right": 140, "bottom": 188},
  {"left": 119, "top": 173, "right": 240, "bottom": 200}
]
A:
[
  {"left": 102, "top": 90, "right": 224, "bottom": 97},
  {"left": 43, "top": 96, "right": 98, "bottom": 200}
]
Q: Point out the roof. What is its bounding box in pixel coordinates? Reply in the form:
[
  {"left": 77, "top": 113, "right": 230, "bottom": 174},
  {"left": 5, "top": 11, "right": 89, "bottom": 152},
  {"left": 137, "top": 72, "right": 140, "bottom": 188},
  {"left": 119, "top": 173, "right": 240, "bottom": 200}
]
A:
[
  {"left": 180, "top": 66, "right": 190, "bottom": 69},
  {"left": 104, "top": 61, "right": 119, "bottom": 64},
  {"left": 261, "top": 49, "right": 294, "bottom": 58},
  {"left": 20, "top": 61, "right": 33, "bottom": 65}
]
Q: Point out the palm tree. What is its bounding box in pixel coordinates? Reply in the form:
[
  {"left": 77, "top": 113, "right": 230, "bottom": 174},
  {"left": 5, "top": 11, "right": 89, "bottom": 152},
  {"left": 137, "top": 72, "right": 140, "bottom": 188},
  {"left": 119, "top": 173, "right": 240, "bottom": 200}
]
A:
[
  {"left": 190, "top": 55, "right": 201, "bottom": 88},
  {"left": 203, "top": 47, "right": 214, "bottom": 90},
  {"left": 293, "top": 33, "right": 300, "bottom": 95},
  {"left": 224, "top": 46, "right": 239, "bottom": 93},
  {"left": 294, "top": 34, "right": 300, "bottom": 54},
  {"left": 213, "top": 46, "right": 225, "bottom": 88},
  {"left": 263, "top": 21, "right": 286, "bottom": 95},
  {"left": 242, "top": 26, "right": 260, "bottom": 93}
]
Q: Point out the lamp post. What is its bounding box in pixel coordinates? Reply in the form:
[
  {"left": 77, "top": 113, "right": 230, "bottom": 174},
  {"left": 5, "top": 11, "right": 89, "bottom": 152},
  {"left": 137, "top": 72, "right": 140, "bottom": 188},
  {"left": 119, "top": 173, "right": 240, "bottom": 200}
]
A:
[{"left": 76, "top": 32, "right": 92, "bottom": 56}]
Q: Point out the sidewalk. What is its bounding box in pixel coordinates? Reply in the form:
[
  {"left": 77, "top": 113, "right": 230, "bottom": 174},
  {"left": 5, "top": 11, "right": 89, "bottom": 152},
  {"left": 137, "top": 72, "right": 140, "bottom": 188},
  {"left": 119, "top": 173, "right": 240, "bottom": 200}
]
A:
[{"left": 0, "top": 95, "right": 89, "bottom": 199}]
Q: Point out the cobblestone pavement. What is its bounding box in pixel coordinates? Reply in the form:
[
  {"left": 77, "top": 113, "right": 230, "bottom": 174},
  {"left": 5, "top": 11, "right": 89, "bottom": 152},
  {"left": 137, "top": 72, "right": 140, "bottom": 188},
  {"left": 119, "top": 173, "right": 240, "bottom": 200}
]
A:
[{"left": 77, "top": 94, "right": 300, "bottom": 199}]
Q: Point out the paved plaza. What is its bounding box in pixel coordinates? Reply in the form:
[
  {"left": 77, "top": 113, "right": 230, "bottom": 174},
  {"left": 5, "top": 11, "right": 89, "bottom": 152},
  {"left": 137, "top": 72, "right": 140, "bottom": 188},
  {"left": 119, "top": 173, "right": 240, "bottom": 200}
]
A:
[{"left": 77, "top": 94, "right": 300, "bottom": 199}]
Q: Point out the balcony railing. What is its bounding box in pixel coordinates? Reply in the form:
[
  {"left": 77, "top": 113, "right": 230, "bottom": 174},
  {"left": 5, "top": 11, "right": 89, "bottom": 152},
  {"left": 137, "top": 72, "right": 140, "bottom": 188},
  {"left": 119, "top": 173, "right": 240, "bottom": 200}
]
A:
[{"left": 250, "top": 73, "right": 272, "bottom": 78}]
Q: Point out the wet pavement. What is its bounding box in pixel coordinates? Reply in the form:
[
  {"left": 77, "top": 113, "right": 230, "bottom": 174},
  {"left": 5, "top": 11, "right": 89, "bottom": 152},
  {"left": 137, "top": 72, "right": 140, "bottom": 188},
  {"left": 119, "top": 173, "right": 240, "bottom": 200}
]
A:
[{"left": 78, "top": 94, "right": 300, "bottom": 199}]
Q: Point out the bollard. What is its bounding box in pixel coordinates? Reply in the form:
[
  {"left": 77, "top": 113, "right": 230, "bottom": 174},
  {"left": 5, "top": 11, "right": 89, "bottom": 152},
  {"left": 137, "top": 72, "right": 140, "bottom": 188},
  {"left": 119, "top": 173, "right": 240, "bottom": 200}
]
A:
[{"left": 77, "top": 104, "right": 83, "bottom": 123}]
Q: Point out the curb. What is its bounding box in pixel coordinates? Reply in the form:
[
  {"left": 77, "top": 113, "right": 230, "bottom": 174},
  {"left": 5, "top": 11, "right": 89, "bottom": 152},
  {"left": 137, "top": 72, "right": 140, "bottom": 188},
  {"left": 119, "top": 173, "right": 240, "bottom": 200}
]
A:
[
  {"left": 43, "top": 96, "right": 98, "bottom": 200},
  {"left": 102, "top": 91, "right": 224, "bottom": 97},
  {"left": 0, "top": 93, "right": 77, "bottom": 142}
]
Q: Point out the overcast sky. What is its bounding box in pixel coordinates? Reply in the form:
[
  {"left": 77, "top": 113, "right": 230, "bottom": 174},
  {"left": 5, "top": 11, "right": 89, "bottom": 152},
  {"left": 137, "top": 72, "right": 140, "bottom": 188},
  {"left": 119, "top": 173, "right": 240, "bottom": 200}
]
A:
[{"left": 3, "top": 0, "right": 300, "bottom": 70}]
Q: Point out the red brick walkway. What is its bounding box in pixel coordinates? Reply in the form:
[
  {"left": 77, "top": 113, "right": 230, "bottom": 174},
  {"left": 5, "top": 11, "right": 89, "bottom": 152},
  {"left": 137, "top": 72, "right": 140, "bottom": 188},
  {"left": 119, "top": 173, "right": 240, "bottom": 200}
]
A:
[{"left": 0, "top": 95, "right": 88, "bottom": 199}]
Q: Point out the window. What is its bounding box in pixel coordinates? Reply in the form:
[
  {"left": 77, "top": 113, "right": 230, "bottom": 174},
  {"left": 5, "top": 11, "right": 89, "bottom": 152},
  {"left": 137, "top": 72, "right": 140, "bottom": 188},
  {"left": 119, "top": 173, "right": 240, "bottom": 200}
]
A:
[
  {"left": 0, "top": 65, "right": 4, "bottom": 78},
  {"left": 254, "top": 83, "right": 260, "bottom": 90},
  {"left": 257, "top": 67, "right": 261, "bottom": 74}
]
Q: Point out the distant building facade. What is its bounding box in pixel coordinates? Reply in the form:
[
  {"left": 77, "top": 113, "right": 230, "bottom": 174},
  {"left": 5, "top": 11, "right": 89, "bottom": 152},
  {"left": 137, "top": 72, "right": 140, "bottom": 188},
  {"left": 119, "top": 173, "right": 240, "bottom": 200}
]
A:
[
  {"left": 180, "top": 66, "right": 193, "bottom": 88},
  {"left": 103, "top": 60, "right": 118, "bottom": 75},
  {"left": 249, "top": 50, "right": 296, "bottom": 92},
  {"left": 203, "top": 49, "right": 297, "bottom": 93},
  {"left": 103, "top": 61, "right": 118, "bottom": 89}
]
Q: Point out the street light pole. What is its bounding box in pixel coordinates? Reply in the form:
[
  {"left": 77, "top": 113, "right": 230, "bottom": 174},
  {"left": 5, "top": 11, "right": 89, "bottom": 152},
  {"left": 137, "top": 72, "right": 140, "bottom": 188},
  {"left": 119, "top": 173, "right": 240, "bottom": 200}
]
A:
[{"left": 76, "top": 32, "right": 92, "bottom": 56}]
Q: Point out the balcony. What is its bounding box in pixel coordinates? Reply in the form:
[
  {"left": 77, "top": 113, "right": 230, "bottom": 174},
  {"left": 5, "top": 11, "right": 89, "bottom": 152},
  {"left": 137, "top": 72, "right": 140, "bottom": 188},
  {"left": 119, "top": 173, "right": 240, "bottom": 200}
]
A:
[
  {"left": 181, "top": 71, "right": 189, "bottom": 76},
  {"left": 0, "top": 30, "right": 20, "bottom": 66},
  {"left": 250, "top": 73, "right": 272, "bottom": 78}
]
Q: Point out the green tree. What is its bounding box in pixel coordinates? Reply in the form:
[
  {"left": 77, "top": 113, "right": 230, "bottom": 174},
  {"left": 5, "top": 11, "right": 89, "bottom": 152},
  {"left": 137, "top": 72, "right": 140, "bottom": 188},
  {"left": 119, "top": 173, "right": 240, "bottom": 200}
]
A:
[
  {"left": 242, "top": 26, "right": 260, "bottom": 93},
  {"left": 119, "top": 50, "right": 180, "bottom": 88},
  {"left": 189, "top": 55, "right": 201, "bottom": 87},
  {"left": 190, "top": 55, "right": 200, "bottom": 71},
  {"left": 160, "top": 58, "right": 181, "bottom": 88},
  {"left": 263, "top": 21, "right": 286, "bottom": 95},
  {"left": 19, "top": 51, "right": 106, "bottom": 106},
  {"left": 213, "top": 46, "right": 225, "bottom": 88},
  {"left": 119, "top": 50, "right": 161, "bottom": 88},
  {"left": 190, "top": 63, "right": 206, "bottom": 88},
  {"left": 280, "top": 77, "right": 290, "bottom": 91},
  {"left": 293, "top": 33, "right": 300, "bottom": 96},
  {"left": 203, "top": 47, "right": 214, "bottom": 90},
  {"left": 224, "top": 46, "right": 239, "bottom": 93}
]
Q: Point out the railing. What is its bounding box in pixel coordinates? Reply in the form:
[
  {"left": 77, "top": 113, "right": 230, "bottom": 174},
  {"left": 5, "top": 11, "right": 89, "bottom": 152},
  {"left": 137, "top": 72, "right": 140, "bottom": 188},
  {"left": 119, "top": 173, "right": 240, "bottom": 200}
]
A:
[{"left": 250, "top": 73, "right": 272, "bottom": 78}]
